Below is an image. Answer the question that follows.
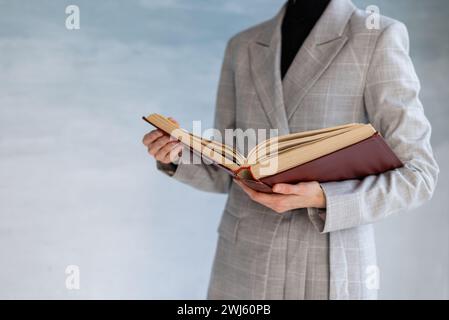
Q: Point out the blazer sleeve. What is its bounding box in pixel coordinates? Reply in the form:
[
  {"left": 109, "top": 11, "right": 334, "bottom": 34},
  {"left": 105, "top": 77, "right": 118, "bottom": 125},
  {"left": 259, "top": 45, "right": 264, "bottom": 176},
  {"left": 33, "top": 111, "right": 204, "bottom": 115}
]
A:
[
  {"left": 308, "top": 22, "right": 439, "bottom": 233},
  {"left": 156, "top": 38, "right": 236, "bottom": 194}
]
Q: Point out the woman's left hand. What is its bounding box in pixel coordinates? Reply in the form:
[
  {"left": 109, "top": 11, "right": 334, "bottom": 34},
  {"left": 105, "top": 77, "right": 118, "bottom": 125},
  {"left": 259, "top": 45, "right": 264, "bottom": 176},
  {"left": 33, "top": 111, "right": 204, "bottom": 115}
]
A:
[{"left": 234, "top": 179, "right": 326, "bottom": 214}]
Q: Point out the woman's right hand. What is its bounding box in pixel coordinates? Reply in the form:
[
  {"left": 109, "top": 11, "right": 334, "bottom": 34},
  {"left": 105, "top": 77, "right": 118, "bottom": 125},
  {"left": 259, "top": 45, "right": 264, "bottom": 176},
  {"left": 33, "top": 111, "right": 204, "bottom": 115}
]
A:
[{"left": 142, "top": 118, "right": 183, "bottom": 164}]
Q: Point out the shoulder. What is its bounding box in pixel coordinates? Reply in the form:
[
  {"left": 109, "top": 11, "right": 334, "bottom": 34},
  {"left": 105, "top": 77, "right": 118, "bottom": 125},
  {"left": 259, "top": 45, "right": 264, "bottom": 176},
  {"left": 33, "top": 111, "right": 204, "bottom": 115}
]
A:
[
  {"left": 221, "top": 17, "right": 275, "bottom": 65},
  {"left": 348, "top": 6, "right": 409, "bottom": 42},
  {"left": 229, "top": 19, "right": 272, "bottom": 44},
  {"left": 223, "top": 17, "right": 274, "bottom": 54}
]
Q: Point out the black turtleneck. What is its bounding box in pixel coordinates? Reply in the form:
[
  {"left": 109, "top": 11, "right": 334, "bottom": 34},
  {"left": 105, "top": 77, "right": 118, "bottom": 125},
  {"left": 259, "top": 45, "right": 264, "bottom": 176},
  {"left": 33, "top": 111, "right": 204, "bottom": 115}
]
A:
[{"left": 281, "top": 0, "right": 330, "bottom": 79}]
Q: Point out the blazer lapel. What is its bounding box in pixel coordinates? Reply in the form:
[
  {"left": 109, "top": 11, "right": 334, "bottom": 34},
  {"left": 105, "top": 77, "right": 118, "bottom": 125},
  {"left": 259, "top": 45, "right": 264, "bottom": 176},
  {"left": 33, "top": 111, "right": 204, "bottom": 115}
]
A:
[
  {"left": 249, "top": 6, "right": 290, "bottom": 136},
  {"left": 282, "top": 0, "right": 356, "bottom": 120}
]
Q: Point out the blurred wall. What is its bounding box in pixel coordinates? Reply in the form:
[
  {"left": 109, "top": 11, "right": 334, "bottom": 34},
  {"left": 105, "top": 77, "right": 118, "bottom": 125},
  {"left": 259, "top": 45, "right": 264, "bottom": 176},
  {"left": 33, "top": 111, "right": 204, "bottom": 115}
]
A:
[{"left": 0, "top": 0, "right": 447, "bottom": 299}]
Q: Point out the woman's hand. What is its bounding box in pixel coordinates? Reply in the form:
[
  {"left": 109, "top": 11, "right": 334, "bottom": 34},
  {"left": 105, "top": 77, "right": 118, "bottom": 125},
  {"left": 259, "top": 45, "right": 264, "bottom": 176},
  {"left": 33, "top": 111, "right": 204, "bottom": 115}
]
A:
[
  {"left": 234, "top": 179, "right": 326, "bottom": 213},
  {"left": 142, "top": 118, "right": 183, "bottom": 164}
]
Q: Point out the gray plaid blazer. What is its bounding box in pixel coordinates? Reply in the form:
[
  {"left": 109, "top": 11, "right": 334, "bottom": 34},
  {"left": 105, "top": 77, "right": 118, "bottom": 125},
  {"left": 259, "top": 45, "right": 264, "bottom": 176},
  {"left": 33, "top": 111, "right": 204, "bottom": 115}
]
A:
[{"left": 157, "top": 0, "right": 438, "bottom": 299}]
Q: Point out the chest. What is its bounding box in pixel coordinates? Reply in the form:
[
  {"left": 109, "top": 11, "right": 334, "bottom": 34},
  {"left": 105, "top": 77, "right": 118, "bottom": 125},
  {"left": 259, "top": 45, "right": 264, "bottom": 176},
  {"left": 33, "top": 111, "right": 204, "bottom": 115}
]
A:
[{"left": 233, "top": 36, "right": 373, "bottom": 134}]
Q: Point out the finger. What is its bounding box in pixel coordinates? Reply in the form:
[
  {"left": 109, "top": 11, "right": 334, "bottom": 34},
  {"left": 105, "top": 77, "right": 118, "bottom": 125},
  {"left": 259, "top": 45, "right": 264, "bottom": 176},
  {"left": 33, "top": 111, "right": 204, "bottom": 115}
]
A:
[
  {"left": 164, "top": 143, "right": 183, "bottom": 163},
  {"left": 154, "top": 140, "right": 177, "bottom": 161},
  {"left": 235, "top": 179, "right": 279, "bottom": 204},
  {"left": 142, "top": 130, "right": 163, "bottom": 146},
  {"left": 158, "top": 143, "right": 183, "bottom": 163},
  {"left": 148, "top": 135, "right": 171, "bottom": 156},
  {"left": 272, "top": 183, "right": 304, "bottom": 195},
  {"left": 142, "top": 129, "right": 165, "bottom": 146},
  {"left": 235, "top": 180, "right": 294, "bottom": 213},
  {"left": 156, "top": 140, "right": 179, "bottom": 157}
]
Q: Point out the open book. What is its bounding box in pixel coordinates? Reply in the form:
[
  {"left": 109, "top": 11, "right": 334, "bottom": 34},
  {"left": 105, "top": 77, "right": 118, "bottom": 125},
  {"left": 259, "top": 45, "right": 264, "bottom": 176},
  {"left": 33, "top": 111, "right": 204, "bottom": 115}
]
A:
[{"left": 143, "top": 114, "right": 403, "bottom": 193}]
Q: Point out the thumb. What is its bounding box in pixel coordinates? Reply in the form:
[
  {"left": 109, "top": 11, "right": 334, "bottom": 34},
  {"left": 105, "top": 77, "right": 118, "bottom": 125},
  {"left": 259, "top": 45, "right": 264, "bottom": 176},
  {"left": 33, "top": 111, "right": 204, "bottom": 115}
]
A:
[{"left": 272, "top": 183, "right": 303, "bottom": 195}]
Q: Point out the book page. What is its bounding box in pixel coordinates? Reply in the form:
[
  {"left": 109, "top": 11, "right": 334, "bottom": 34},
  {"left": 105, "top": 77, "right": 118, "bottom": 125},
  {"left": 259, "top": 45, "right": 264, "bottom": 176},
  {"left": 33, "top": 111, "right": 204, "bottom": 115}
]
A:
[
  {"left": 251, "top": 124, "right": 376, "bottom": 179},
  {"left": 246, "top": 123, "right": 364, "bottom": 164}
]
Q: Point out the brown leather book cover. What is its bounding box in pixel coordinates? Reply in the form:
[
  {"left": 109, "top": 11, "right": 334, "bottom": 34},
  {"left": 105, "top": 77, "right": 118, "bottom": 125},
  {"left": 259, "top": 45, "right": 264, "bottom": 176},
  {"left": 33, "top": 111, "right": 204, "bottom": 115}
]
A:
[{"left": 239, "top": 133, "right": 403, "bottom": 193}]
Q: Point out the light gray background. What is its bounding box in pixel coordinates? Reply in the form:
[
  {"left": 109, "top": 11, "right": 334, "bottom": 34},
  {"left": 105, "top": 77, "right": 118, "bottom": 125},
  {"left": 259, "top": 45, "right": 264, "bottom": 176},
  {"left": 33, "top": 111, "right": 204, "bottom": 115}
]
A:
[{"left": 0, "top": 0, "right": 447, "bottom": 299}]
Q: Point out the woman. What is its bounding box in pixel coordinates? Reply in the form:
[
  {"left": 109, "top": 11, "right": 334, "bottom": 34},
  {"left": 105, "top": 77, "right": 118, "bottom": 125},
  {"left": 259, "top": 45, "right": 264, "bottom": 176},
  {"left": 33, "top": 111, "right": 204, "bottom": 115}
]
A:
[{"left": 142, "top": 0, "right": 438, "bottom": 299}]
